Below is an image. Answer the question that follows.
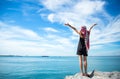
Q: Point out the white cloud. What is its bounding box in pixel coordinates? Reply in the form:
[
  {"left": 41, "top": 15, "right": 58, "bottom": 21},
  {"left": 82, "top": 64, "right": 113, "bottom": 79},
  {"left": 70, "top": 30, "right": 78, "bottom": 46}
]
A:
[
  {"left": 44, "top": 27, "right": 59, "bottom": 32},
  {"left": 0, "top": 21, "right": 75, "bottom": 56},
  {"left": 41, "top": 0, "right": 71, "bottom": 11},
  {"left": 0, "top": 21, "right": 45, "bottom": 55},
  {"left": 90, "top": 45, "right": 103, "bottom": 50},
  {"left": 48, "top": 14, "right": 55, "bottom": 22},
  {"left": 40, "top": 0, "right": 107, "bottom": 26},
  {"left": 90, "top": 15, "right": 120, "bottom": 45},
  {"left": 0, "top": 21, "right": 41, "bottom": 40},
  {"left": 73, "top": 0, "right": 105, "bottom": 15}
]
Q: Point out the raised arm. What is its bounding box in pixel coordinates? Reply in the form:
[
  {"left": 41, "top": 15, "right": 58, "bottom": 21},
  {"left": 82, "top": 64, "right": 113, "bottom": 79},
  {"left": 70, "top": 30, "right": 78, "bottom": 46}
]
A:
[
  {"left": 65, "top": 23, "right": 83, "bottom": 37},
  {"left": 89, "top": 23, "right": 97, "bottom": 32},
  {"left": 65, "top": 23, "right": 79, "bottom": 34}
]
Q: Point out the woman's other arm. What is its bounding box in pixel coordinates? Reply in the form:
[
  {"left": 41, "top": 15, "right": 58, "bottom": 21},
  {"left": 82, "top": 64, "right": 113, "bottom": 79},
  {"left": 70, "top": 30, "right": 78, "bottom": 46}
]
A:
[{"left": 89, "top": 23, "right": 97, "bottom": 32}]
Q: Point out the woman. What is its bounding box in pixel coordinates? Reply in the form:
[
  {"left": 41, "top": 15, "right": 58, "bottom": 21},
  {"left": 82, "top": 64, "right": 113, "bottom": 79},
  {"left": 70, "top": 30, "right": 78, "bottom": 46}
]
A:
[{"left": 65, "top": 23, "right": 97, "bottom": 77}]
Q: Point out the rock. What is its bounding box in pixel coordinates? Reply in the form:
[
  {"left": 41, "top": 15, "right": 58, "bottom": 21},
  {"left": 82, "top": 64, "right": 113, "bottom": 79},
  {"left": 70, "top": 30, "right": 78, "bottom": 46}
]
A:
[{"left": 65, "top": 71, "right": 120, "bottom": 79}]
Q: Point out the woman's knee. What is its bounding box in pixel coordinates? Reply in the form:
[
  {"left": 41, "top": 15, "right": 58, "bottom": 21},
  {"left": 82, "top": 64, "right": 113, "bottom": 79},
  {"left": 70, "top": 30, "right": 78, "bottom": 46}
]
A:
[{"left": 83, "top": 56, "right": 87, "bottom": 61}]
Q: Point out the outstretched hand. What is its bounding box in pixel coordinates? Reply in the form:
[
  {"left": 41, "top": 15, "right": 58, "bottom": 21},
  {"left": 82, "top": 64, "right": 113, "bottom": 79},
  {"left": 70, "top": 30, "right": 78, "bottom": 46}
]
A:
[
  {"left": 89, "top": 23, "right": 97, "bottom": 31},
  {"left": 93, "top": 23, "right": 97, "bottom": 26},
  {"left": 65, "top": 23, "right": 70, "bottom": 26}
]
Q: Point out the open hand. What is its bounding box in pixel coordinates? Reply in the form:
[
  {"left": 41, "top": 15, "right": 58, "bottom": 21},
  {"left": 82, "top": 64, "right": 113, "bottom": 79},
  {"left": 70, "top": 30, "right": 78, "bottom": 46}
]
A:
[
  {"left": 93, "top": 23, "right": 97, "bottom": 26},
  {"left": 65, "top": 23, "right": 70, "bottom": 26}
]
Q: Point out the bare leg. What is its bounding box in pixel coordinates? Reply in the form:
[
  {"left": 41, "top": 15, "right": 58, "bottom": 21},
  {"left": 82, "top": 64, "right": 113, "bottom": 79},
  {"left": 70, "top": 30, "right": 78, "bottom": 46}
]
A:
[
  {"left": 79, "top": 55, "right": 84, "bottom": 75},
  {"left": 83, "top": 56, "right": 87, "bottom": 74}
]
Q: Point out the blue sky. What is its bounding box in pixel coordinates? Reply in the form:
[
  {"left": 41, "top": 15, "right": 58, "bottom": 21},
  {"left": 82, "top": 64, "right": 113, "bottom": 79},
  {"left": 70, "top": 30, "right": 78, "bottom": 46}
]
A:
[{"left": 0, "top": 0, "right": 120, "bottom": 56}]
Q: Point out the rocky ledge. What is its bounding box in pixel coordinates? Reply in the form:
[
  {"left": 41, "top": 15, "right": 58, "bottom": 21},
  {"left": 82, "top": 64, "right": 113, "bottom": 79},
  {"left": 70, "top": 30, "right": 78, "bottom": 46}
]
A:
[{"left": 65, "top": 71, "right": 120, "bottom": 79}]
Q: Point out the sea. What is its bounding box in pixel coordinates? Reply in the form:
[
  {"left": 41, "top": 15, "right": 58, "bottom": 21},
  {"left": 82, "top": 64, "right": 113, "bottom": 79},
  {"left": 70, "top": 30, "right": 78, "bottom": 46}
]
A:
[{"left": 0, "top": 56, "right": 120, "bottom": 79}]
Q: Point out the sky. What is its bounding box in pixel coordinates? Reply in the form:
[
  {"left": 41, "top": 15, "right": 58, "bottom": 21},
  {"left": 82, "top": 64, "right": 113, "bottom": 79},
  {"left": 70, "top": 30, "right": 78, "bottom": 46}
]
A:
[{"left": 0, "top": 0, "right": 120, "bottom": 56}]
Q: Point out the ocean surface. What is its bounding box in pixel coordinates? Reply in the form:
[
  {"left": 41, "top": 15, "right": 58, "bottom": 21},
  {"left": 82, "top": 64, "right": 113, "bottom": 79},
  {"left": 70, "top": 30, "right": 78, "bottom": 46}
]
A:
[{"left": 0, "top": 56, "right": 120, "bottom": 79}]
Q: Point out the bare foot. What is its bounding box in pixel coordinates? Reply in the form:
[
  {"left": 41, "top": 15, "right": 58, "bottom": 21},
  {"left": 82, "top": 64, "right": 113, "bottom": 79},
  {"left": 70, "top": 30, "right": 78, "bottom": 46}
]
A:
[
  {"left": 82, "top": 73, "right": 85, "bottom": 76},
  {"left": 84, "top": 73, "right": 90, "bottom": 77}
]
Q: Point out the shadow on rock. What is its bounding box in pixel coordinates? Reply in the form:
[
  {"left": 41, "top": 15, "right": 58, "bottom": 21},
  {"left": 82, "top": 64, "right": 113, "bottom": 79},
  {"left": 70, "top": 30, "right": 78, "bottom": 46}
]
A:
[{"left": 89, "top": 70, "right": 95, "bottom": 78}]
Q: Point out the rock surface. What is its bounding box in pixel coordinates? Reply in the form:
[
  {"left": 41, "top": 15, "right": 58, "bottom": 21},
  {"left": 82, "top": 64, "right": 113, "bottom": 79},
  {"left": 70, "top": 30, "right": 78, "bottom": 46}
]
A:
[{"left": 65, "top": 71, "right": 120, "bottom": 79}]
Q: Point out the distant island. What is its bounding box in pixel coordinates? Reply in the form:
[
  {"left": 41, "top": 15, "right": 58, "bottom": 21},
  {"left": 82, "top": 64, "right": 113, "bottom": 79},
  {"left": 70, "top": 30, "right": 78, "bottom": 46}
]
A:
[{"left": 41, "top": 56, "right": 49, "bottom": 57}]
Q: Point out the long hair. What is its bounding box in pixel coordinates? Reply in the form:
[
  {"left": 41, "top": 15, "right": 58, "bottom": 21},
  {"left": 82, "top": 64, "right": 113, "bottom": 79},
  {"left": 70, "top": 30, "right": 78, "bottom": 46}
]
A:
[
  {"left": 80, "top": 26, "right": 87, "bottom": 38},
  {"left": 80, "top": 26, "right": 90, "bottom": 50}
]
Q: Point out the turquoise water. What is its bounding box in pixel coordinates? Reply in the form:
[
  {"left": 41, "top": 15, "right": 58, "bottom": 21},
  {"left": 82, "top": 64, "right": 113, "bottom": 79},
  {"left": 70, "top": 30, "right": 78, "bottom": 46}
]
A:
[{"left": 0, "top": 56, "right": 120, "bottom": 79}]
